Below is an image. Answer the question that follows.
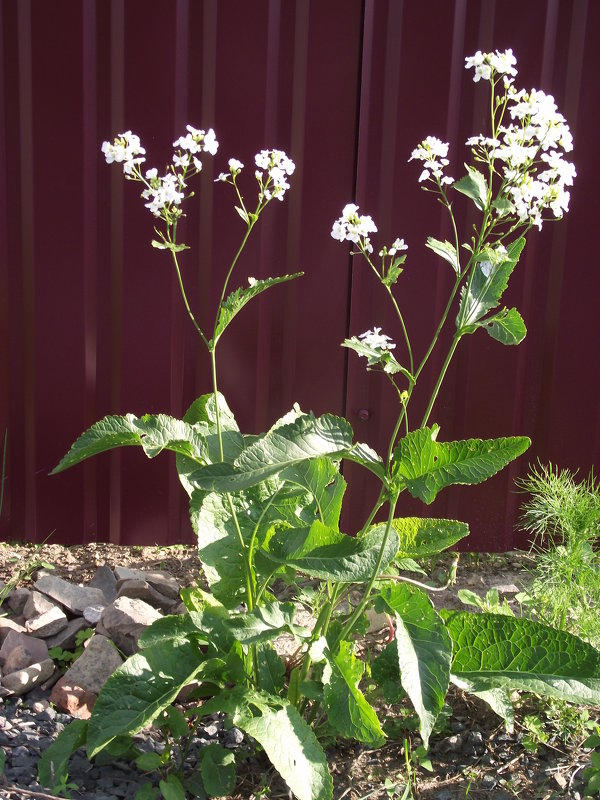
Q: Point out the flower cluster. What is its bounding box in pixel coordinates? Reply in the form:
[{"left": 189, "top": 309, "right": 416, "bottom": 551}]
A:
[
  {"left": 331, "top": 204, "right": 378, "bottom": 253},
  {"left": 255, "top": 149, "right": 295, "bottom": 201},
  {"left": 359, "top": 328, "right": 396, "bottom": 351},
  {"left": 408, "top": 137, "right": 453, "bottom": 185},
  {"left": 101, "top": 131, "right": 146, "bottom": 175},
  {"left": 464, "top": 49, "right": 518, "bottom": 84},
  {"left": 216, "top": 158, "right": 245, "bottom": 183},
  {"left": 465, "top": 51, "right": 575, "bottom": 229},
  {"left": 379, "top": 238, "right": 408, "bottom": 258},
  {"left": 102, "top": 126, "right": 220, "bottom": 222}
]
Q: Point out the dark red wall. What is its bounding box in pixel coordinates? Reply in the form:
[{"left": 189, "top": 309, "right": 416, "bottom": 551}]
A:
[{"left": 1, "top": 0, "right": 598, "bottom": 550}]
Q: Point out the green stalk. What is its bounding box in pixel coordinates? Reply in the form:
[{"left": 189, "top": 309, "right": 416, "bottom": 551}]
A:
[{"left": 420, "top": 333, "right": 461, "bottom": 428}]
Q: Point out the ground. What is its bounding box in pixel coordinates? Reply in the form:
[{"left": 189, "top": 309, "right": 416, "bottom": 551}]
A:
[{"left": 0, "top": 542, "right": 598, "bottom": 799}]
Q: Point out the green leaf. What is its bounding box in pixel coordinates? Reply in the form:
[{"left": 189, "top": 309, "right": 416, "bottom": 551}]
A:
[
  {"left": 261, "top": 520, "right": 400, "bottom": 583},
  {"left": 453, "top": 166, "right": 488, "bottom": 210},
  {"left": 471, "top": 688, "right": 515, "bottom": 732},
  {"left": 51, "top": 413, "right": 208, "bottom": 474},
  {"left": 280, "top": 457, "right": 346, "bottom": 530},
  {"left": 376, "top": 584, "right": 452, "bottom": 747},
  {"left": 86, "top": 641, "right": 212, "bottom": 757},
  {"left": 189, "top": 412, "right": 354, "bottom": 493},
  {"left": 200, "top": 744, "right": 236, "bottom": 797},
  {"left": 201, "top": 688, "right": 332, "bottom": 800},
  {"left": 135, "top": 784, "right": 160, "bottom": 800},
  {"left": 38, "top": 719, "right": 88, "bottom": 792},
  {"left": 159, "top": 774, "right": 186, "bottom": 800},
  {"left": 215, "top": 273, "right": 303, "bottom": 342},
  {"left": 425, "top": 237, "right": 460, "bottom": 274},
  {"left": 443, "top": 611, "right": 600, "bottom": 706},
  {"left": 322, "top": 641, "right": 385, "bottom": 746},
  {"left": 226, "top": 601, "right": 310, "bottom": 644},
  {"left": 370, "top": 517, "right": 469, "bottom": 558},
  {"left": 392, "top": 425, "right": 530, "bottom": 504},
  {"left": 481, "top": 307, "right": 527, "bottom": 345},
  {"left": 456, "top": 237, "right": 525, "bottom": 333},
  {"left": 256, "top": 643, "right": 287, "bottom": 695},
  {"left": 135, "top": 752, "right": 163, "bottom": 771}
]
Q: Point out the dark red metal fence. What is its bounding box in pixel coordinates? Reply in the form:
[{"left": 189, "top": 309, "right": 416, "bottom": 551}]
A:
[{"left": 1, "top": 0, "right": 598, "bottom": 549}]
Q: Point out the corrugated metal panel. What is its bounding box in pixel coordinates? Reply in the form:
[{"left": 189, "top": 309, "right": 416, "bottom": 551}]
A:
[{"left": 0, "top": 0, "right": 598, "bottom": 549}]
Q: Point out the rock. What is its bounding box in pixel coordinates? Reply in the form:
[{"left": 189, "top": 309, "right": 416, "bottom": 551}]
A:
[
  {"left": 23, "top": 590, "right": 57, "bottom": 620},
  {"left": 50, "top": 679, "right": 97, "bottom": 719},
  {"left": 98, "top": 597, "right": 162, "bottom": 656},
  {"left": 5, "top": 587, "right": 30, "bottom": 615},
  {"left": 114, "top": 567, "right": 180, "bottom": 599},
  {"left": 491, "top": 582, "right": 521, "bottom": 594},
  {"left": 57, "top": 634, "right": 123, "bottom": 695},
  {"left": 0, "top": 658, "right": 55, "bottom": 696},
  {"left": 89, "top": 564, "right": 118, "bottom": 603},
  {"left": 116, "top": 578, "right": 179, "bottom": 611},
  {"left": 34, "top": 575, "right": 107, "bottom": 615},
  {"left": 0, "top": 617, "right": 27, "bottom": 645},
  {"left": 83, "top": 604, "right": 106, "bottom": 625},
  {"left": 45, "top": 617, "right": 90, "bottom": 651},
  {"left": 0, "top": 630, "right": 49, "bottom": 673},
  {"left": 25, "top": 606, "right": 68, "bottom": 638}
]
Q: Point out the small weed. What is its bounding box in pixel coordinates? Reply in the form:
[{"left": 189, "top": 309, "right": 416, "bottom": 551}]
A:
[
  {"left": 458, "top": 587, "right": 515, "bottom": 616},
  {"left": 48, "top": 628, "right": 95, "bottom": 669},
  {"left": 0, "top": 536, "right": 55, "bottom": 612},
  {"left": 582, "top": 727, "right": 600, "bottom": 796}
]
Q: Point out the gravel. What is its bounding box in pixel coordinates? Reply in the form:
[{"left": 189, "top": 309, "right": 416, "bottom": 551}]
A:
[{"left": 0, "top": 688, "right": 229, "bottom": 799}]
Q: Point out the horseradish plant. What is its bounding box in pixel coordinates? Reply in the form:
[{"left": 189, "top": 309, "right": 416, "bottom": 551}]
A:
[{"left": 42, "top": 50, "right": 599, "bottom": 800}]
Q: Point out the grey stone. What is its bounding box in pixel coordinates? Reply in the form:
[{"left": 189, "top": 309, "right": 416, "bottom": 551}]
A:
[
  {"left": 89, "top": 564, "right": 118, "bottom": 603},
  {"left": 34, "top": 574, "right": 106, "bottom": 615},
  {"left": 116, "top": 578, "right": 179, "bottom": 611},
  {"left": 0, "top": 617, "right": 27, "bottom": 645},
  {"left": 56, "top": 634, "right": 123, "bottom": 694},
  {"left": 0, "top": 631, "right": 49, "bottom": 673},
  {"left": 44, "top": 617, "right": 90, "bottom": 651},
  {"left": 25, "top": 606, "right": 68, "bottom": 638},
  {"left": 1, "top": 659, "right": 55, "bottom": 696},
  {"left": 6, "top": 588, "right": 30, "bottom": 615},
  {"left": 23, "top": 590, "right": 57, "bottom": 620},
  {"left": 83, "top": 604, "right": 105, "bottom": 624},
  {"left": 98, "top": 596, "right": 162, "bottom": 656},
  {"left": 113, "top": 567, "right": 180, "bottom": 599}
]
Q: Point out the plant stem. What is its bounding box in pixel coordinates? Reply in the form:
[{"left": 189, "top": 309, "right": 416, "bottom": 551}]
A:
[{"left": 420, "top": 333, "right": 461, "bottom": 428}]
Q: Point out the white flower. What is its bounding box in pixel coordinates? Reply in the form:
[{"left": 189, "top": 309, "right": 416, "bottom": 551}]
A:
[
  {"left": 229, "top": 158, "right": 244, "bottom": 173},
  {"left": 141, "top": 173, "right": 185, "bottom": 217},
  {"left": 380, "top": 238, "right": 408, "bottom": 257},
  {"left": 331, "top": 203, "right": 377, "bottom": 252},
  {"left": 255, "top": 149, "right": 295, "bottom": 200},
  {"left": 465, "top": 49, "right": 518, "bottom": 83},
  {"left": 145, "top": 168, "right": 158, "bottom": 180},
  {"left": 409, "top": 136, "right": 452, "bottom": 184},
  {"left": 102, "top": 131, "right": 146, "bottom": 174},
  {"left": 359, "top": 327, "right": 396, "bottom": 351},
  {"left": 173, "top": 125, "right": 219, "bottom": 158},
  {"left": 173, "top": 152, "right": 191, "bottom": 168},
  {"left": 248, "top": 277, "right": 257, "bottom": 286}
]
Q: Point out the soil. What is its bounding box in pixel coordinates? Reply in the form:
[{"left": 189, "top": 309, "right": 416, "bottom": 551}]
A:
[{"left": 0, "top": 542, "right": 598, "bottom": 800}]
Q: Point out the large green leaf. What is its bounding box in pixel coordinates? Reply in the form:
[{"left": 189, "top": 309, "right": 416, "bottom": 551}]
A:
[
  {"left": 322, "top": 641, "right": 385, "bottom": 746},
  {"left": 225, "top": 601, "right": 310, "bottom": 644},
  {"left": 376, "top": 584, "right": 452, "bottom": 747},
  {"left": 51, "top": 413, "right": 208, "bottom": 474},
  {"left": 456, "top": 237, "right": 525, "bottom": 333},
  {"left": 201, "top": 688, "right": 332, "bottom": 800},
  {"left": 190, "top": 480, "right": 304, "bottom": 607},
  {"left": 443, "top": 611, "right": 600, "bottom": 706},
  {"left": 38, "top": 719, "right": 88, "bottom": 792},
  {"left": 391, "top": 425, "right": 530, "bottom": 504},
  {"left": 260, "top": 520, "right": 400, "bottom": 583},
  {"left": 86, "top": 641, "right": 212, "bottom": 757},
  {"left": 280, "top": 457, "right": 346, "bottom": 529},
  {"left": 214, "top": 273, "right": 303, "bottom": 343},
  {"left": 370, "top": 517, "right": 469, "bottom": 558},
  {"left": 189, "top": 412, "right": 354, "bottom": 493},
  {"left": 176, "top": 393, "right": 243, "bottom": 495},
  {"left": 199, "top": 744, "right": 236, "bottom": 797}
]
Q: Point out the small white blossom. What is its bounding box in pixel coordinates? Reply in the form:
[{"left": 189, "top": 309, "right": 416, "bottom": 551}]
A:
[
  {"left": 229, "top": 158, "right": 244, "bottom": 173},
  {"left": 379, "top": 238, "right": 408, "bottom": 257},
  {"left": 359, "top": 327, "right": 396, "bottom": 351},
  {"left": 173, "top": 152, "right": 191, "bottom": 168},
  {"left": 248, "top": 277, "right": 257, "bottom": 286},
  {"left": 172, "top": 125, "right": 219, "bottom": 162},
  {"left": 141, "top": 173, "right": 185, "bottom": 217},
  {"left": 331, "top": 203, "right": 377, "bottom": 253}
]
